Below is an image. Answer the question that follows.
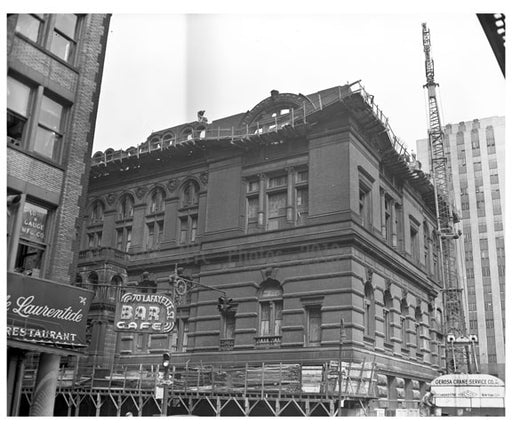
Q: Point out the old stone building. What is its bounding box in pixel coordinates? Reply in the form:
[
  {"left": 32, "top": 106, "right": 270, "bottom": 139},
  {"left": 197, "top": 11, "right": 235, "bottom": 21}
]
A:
[
  {"left": 7, "top": 14, "right": 111, "bottom": 416},
  {"left": 77, "top": 83, "right": 445, "bottom": 415}
]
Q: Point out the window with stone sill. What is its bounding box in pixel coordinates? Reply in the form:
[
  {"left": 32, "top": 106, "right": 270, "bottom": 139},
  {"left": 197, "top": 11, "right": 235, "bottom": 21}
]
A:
[
  {"left": 305, "top": 306, "right": 321, "bottom": 347},
  {"left": 179, "top": 215, "right": 198, "bottom": 245},
  {"left": 87, "top": 231, "right": 102, "bottom": 249},
  {"left": 245, "top": 167, "right": 309, "bottom": 233},
  {"left": 116, "top": 226, "right": 132, "bottom": 253},
  {"left": 146, "top": 220, "right": 164, "bottom": 250}
]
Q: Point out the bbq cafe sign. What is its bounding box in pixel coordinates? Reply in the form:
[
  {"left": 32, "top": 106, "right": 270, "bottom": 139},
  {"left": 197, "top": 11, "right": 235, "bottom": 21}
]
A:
[{"left": 114, "top": 292, "right": 176, "bottom": 333}]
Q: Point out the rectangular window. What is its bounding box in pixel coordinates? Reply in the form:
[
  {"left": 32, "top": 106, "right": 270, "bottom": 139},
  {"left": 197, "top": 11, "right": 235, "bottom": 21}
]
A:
[
  {"left": 190, "top": 216, "right": 198, "bottom": 242},
  {"left": 359, "top": 183, "right": 372, "bottom": 228},
  {"left": 147, "top": 223, "right": 154, "bottom": 249},
  {"left": 7, "top": 76, "right": 32, "bottom": 146},
  {"left": 247, "top": 179, "right": 259, "bottom": 193},
  {"left": 247, "top": 196, "right": 259, "bottom": 219},
  {"left": 179, "top": 218, "right": 188, "bottom": 244},
  {"left": 296, "top": 188, "right": 308, "bottom": 207},
  {"left": 267, "top": 175, "right": 287, "bottom": 189},
  {"left": 15, "top": 201, "right": 51, "bottom": 277},
  {"left": 410, "top": 223, "right": 420, "bottom": 263},
  {"left": 15, "top": 14, "right": 43, "bottom": 42},
  {"left": 49, "top": 14, "right": 79, "bottom": 63},
  {"left": 34, "top": 95, "right": 64, "bottom": 161},
  {"left": 296, "top": 170, "right": 308, "bottom": 183},
  {"left": 307, "top": 307, "right": 321, "bottom": 346},
  {"left": 267, "top": 191, "right": 287, "bottom": 230}
]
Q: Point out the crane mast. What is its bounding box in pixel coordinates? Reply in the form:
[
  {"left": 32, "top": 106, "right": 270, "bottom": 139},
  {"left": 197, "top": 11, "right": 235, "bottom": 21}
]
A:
[{"left": 422, "top": 23, "right": 476, "bottom": 374}]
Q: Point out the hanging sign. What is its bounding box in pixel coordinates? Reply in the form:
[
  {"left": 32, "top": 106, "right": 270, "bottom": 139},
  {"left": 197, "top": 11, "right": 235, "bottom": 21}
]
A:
[
  {"left": 7, "top": 272, "right": 93, "bottom": 347},
  {"left": 114, "top": 292, "right": 176, "bottom": 333}
]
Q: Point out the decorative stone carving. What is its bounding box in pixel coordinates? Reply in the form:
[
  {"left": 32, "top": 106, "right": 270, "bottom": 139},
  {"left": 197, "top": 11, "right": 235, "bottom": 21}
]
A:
[
  {"left": 135, "top": 186, "right": 148, "bottom": 199},
  {"left": 106, "top": 193, "right": 116, "bottom": 206},
  {"left": 199, "top": 172, "right": 208, "bottom": 185},
  {"left": 261, "top": 266, "right": 278, "bottom": 281},
  {"left": 167, "top": 178, "right": 180, "bottom": 192}
]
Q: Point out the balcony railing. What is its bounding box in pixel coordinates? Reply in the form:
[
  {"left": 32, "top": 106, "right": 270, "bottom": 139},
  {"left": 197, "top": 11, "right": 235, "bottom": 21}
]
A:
[
  {"left": 78, "top": 247, "right": 128, "bottom": 264},
  {"left": 219, "top": 338, "right": 234, "bottom": 351},
  {"left": 255, "top": 335, "right": 282, "bottom": 348}
]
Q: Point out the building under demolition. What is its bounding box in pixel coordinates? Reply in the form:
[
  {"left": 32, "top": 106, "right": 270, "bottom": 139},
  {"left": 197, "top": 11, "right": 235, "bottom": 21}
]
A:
[{"left": 21, "top": 81, "right": 447, "bottom": 416}]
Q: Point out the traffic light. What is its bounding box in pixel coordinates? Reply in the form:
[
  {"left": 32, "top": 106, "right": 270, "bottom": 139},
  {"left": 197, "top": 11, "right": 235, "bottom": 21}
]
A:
[{"left": 162, "top": 352, "right": 171, "bottom": 369}]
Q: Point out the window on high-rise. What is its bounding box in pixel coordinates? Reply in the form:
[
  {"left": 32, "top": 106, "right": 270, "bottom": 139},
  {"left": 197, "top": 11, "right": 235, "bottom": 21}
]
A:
[
  {"left": 7, "top": 76, "right": 32, "bottom": 147},
  {"left": 15, "top": 14, "right": 45, "bottom": 42},
  {"left": 49, "top": 14, "right": 80, "bottom": 63},
  {"left": 486, "top": 126, "right": 495, "bottom": 147},
  {"left": 471, "top": 129, "right": 480, "bottom": 149}
]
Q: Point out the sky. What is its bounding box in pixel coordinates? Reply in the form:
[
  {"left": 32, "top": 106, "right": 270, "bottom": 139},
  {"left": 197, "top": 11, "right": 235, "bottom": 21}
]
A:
[{"left": 92, "top": 12, "right": 506, "bottom": 157}]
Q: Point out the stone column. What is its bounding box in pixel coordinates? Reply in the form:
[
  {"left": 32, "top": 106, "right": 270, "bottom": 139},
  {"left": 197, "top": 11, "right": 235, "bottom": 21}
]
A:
[{"left": 29, "top": 353, "right": 61, "bottom": 416}]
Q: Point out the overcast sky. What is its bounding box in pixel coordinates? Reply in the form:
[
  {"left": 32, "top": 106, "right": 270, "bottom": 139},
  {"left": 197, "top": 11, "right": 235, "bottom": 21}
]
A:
[{"left": 93, "top": 13, "right": 505, "bottom": 156}]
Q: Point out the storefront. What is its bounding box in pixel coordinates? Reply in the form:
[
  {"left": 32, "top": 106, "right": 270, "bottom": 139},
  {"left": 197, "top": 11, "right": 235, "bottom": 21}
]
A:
[{"left": 7, "top": 272, "right": 93, "bottom": 416}]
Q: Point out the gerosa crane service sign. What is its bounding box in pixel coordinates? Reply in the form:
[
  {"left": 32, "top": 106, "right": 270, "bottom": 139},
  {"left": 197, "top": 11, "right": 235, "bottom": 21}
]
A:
[{"left": 114, "top": 292, "right": 176, "bottom": 333}]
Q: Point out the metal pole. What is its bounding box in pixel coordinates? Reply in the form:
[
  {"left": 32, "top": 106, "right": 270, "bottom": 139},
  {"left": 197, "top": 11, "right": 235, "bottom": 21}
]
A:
[
  {"left": 162, "top": 365, "right": 169, "bottom": 416},
  {"left": 338, "top": 318, "right": 344, "bottom": 416}
]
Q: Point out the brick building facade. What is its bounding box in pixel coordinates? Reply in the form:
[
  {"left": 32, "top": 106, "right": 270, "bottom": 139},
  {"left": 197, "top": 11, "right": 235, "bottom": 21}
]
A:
[
  {"left": 76, "top": 83, "right": 447, "bottom": 415},
  {"left": 7, "top": 14, "right": 110, "bottom": 416}
]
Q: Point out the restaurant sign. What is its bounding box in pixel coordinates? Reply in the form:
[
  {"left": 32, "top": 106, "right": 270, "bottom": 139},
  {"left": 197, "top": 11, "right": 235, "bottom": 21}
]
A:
[
  {"left": 431, "top": 374, "right": 505, "bottom": 409},
  {"left": 7, "top": 272, "right": 93, "bottom": 348},
  {"left": 114, "top": 292, "right": 176, "bottom": 333}
]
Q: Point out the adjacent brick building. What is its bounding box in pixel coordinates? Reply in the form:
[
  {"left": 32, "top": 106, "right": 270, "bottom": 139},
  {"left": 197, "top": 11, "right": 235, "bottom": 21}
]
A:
[
  {"left": 76, "top": 82, "right": 447, "bottom": 415},
  {"left": 7, "top": 14, "right": 110, "bottom": 416}
]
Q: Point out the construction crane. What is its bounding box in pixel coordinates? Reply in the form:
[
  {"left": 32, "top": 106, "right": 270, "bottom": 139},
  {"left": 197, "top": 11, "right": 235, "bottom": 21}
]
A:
[{"left": 421, "top": 23, "right": 478, "bottom": 374}]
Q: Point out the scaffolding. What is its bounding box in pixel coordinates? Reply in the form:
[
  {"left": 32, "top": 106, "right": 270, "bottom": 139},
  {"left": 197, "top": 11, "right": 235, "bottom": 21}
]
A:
[{"left": 20, "top": 360, "right": 377, "bottom": 416}]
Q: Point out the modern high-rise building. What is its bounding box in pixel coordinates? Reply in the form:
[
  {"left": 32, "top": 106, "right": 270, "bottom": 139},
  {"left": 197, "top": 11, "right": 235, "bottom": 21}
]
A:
[
  {"left": 7, "top": 13, "right": 111, "bottom": 416},
  {"left": 416, "top": 116, "right": 505, "bottom": 380}
]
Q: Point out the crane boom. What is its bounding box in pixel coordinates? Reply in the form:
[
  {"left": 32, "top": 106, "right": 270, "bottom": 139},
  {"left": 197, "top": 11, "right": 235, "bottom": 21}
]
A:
[{"left": 421, "top": 23, "right": 476, "bottom": 374}]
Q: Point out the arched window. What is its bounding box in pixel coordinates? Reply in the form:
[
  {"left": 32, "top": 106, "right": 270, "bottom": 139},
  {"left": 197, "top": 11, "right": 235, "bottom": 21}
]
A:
[
  {"left": 182, "top": 128, "right": 193, "bottom": 141},
  {"left": 400, "top": 298, "right": 409, "bottom": 347},
  {"left": 118, "top": 194, "right": 134, "bottom": 220},
  {"left": 89, "top": 200, "right": 104, "bottom": 224},
  {"left": 181, "top": 181, "right": 199, "bottom": 208},
  {"left": 363, "top": 282, "right": 375, "bottom": 338},
  {"left": 383, "top": 289, "right": 393, "bottom": 344},
  {"left": 162, "top": 133, "right": 174, "bottom": 147},
  {"left": 148, "top": 187, "right": 165, "bottom": 214},
  {"left": 178, "top": 181, "right": 199, "bottom": 245},
  {"left": 109, "top": 275, "right": 123, "bottom": 301},
  {"left": 471, "top": 128, "right": 480, "bottom": 149},
  {"left": 257, "top": 279, "right": 283, "bottom": 346},
  {"left": 196, "top": 125, "right": 206, "bottom": 139},
  {"left": 149, "top": 136, "right": 161, "bottom": 150}
]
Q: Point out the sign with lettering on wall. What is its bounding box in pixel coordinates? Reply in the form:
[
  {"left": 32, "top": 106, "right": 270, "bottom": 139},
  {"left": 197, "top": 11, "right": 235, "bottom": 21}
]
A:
[
  {"left": 7, "top": 272, "right": 93, "bottom": 347},
  {"left": 431, "top": 374, "right": 505, "bottom": 408},
  {"left": 19, "top": 202, "right": 48, "bottom": 242},
  {"left": 114, "top": 292, "right": 176, "bottom": 333}
]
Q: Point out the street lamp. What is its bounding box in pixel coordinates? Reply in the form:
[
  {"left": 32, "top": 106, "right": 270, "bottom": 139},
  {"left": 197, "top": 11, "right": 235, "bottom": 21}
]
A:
[{"left": 161, "top": 352, "right": 171, "bottom": 416}]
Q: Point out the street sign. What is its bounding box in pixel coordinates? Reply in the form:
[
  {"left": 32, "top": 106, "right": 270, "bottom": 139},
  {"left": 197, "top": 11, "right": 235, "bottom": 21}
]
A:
[{"left": 114, "top": 291, "right": 176, "bottom": 333}]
